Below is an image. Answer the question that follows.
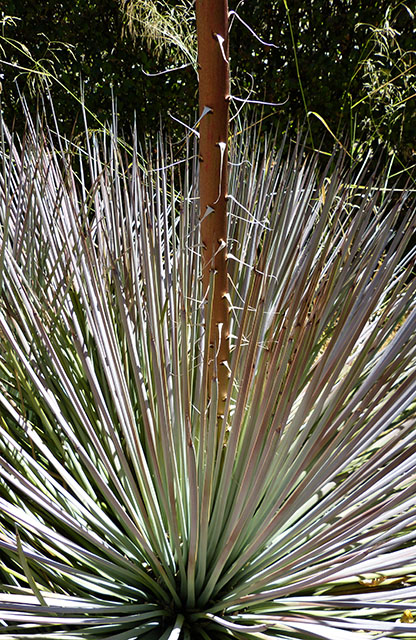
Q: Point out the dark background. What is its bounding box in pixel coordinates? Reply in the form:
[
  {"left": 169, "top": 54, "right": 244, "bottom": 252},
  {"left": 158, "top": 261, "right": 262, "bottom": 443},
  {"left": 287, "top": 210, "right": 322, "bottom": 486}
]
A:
[{"left": 2, "top": 1, "right": 415, "bottom": 164}]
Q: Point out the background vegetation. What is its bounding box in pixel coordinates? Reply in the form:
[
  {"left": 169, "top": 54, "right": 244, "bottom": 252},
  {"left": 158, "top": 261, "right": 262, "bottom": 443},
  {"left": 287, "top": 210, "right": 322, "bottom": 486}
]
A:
[{"left": 1, "top": 0, "right": 416, "bottom": 162}]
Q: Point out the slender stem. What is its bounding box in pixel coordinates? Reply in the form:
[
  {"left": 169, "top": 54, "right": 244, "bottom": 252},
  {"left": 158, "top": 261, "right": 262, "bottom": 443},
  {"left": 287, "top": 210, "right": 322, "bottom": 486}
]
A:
[{"left": 196, "top": 0, "right": 230, "bottom": 415}]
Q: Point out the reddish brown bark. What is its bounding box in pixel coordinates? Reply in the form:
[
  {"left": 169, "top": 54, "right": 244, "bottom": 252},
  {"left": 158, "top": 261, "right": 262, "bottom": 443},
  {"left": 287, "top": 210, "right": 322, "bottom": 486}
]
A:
[{"left": 196, "top": 0, "right": 230, "bottom": 411}]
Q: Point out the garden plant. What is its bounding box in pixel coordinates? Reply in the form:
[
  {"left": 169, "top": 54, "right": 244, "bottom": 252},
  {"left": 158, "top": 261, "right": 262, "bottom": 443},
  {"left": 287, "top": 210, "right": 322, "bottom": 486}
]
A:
[{"left": 0, "top": 1, "right": 416, "bottom": 639}]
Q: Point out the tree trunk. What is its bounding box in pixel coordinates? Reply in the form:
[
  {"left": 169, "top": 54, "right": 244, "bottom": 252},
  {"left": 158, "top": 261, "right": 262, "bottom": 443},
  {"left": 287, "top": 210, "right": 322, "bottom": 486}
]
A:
[{"left": 196, "top": 0, "right": 230, "bottom": 413}]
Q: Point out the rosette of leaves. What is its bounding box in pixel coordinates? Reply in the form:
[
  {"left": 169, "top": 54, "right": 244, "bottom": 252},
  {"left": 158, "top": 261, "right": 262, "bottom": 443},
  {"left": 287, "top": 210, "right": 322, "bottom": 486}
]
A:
[{"left": 0, "top": 113, "right": 416, "bottom": 639}]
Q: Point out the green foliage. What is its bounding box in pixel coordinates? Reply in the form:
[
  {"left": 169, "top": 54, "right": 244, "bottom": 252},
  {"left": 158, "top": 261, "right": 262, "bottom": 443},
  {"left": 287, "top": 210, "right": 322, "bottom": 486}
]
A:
[
  {"left": 1, "top": 0, "right": 415, "bottom": 163},
  {"left": 122, "top": 0, "right": 196, "bottom": 65},
  {"left": 231, "top": 0, "right": 415, "bottom": 159},
  {"left": 0, "top": 110, "right": 415, "bottom": 638},
  {"left": 1, "top": 0, "right": 196, "bottom": 136},
  {"left": 351, "top": 4, "right": 416, "bottom": 157}
]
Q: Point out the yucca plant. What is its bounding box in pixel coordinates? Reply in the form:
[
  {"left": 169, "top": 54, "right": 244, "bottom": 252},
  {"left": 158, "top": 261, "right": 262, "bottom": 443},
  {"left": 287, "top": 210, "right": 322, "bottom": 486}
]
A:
[{"left": 0, "top": 105, "right": 416, "bottom": 640}]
